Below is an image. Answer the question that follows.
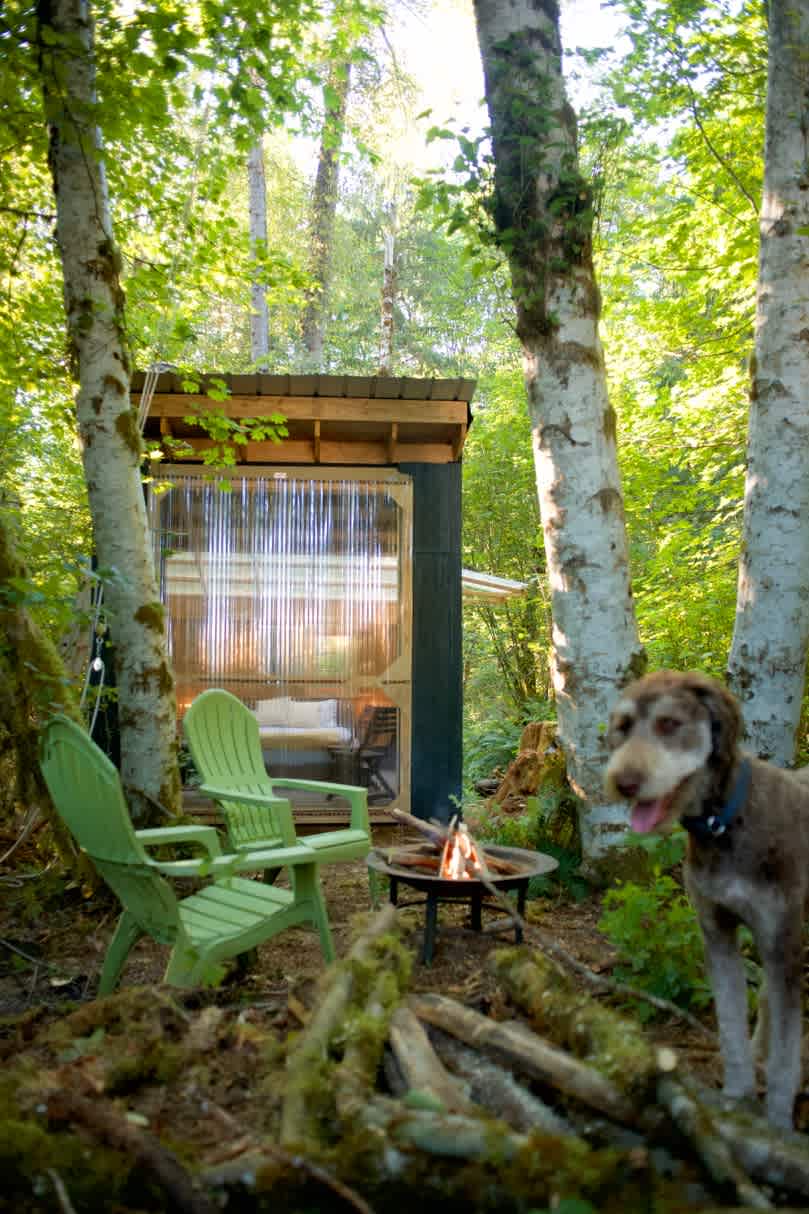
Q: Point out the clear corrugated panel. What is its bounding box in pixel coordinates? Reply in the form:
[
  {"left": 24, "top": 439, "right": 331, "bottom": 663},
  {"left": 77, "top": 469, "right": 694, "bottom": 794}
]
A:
[{"left": 149, "top": 471, "right": 409, "bottom": 803}]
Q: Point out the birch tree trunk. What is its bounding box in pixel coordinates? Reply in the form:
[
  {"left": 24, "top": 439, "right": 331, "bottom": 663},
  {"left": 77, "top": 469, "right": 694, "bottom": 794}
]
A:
[
  {"left": 473, "top": 0, "right": 645, "bottom": 857},
  {"left": 726, "top": 0, "right": 809, "bottom": 764},
  {"left": 247, "top": 138, "right": 271, "bottom": 367},
  {"left": 38, "top": 0, "right": 181, "bottom": 821},
  {"left": 301, "top": 62, "right": 352, "bottom": 368}
]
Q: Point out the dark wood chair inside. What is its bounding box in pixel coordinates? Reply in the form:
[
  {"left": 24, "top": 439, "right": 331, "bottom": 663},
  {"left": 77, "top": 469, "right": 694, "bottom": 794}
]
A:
[{"left": 355, "top": 705, "right": 399, "bottom": 802}]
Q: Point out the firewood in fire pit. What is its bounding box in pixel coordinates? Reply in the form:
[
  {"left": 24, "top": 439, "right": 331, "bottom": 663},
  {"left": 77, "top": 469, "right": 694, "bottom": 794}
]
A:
[{"left": 386, "top": 809, "right": 522, "bottom": 876}]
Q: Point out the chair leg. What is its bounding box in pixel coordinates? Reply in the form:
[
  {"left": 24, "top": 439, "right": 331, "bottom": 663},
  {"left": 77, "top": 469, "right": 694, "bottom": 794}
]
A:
[
  {"left": 98, "top": 911, "right": 143, "bottom": 996},
  {"left": 291, "top": 864, "right": 335, "bottom": 964},
  {"left": 164, "top": 942, "right": 227, "bottom": 988}
]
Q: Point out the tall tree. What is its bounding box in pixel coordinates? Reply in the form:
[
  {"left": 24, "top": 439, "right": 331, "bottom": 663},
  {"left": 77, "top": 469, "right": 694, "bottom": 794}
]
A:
[
  {"left": 37, "top": 0, "right": 181, "bottom": 820},
  {"left": 726, "top": 0, "right": 809, "bottom": 763},
  {"left": 248, "top": 138, "right": 271, "bottom": 367},
  {"left": 301, "top": 62, "right": 353, "bottom": 367},
  {"left": 473, "top": 0, "right": 645, "bottom": 857}
]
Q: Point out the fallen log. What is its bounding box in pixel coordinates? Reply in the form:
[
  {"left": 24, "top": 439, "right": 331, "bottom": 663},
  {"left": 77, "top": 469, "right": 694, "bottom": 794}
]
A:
[
  {"left": 47, "top": 1081, "right": 217, "bottom": 1214},
  {"left": 491, "top": 748, "right": 543, "bottom": 804},
  {"left": 281, "top": 903, "right": 402, "bottom": 1146},
  {"left": 408, "top": 992, "right": 637, "bottom": 1126},
  {"left": 335, "top": 966, "right": 409, "bottom": 1125},
  {"left": 489, "top": 945, "right": 661, "bottom": 1098},
  {"left": 691, "top": 1091, "right": 809, "bottom": 1199},
  {"left": 425, "top": 1025, "right": 574, "bottom": 1136},
  {"left": 657, "top": 1078, "right": 772, "bottom": 1210},
  {"left": 387, "top": 1005, "right": 474, "bottom": 1115},
  {"left": 524, "top": 922, "right": 714, "bottom": 1037}
]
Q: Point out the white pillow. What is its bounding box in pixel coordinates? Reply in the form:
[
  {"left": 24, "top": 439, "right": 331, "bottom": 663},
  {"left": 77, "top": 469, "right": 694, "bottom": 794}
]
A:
[
  {"left": 255, "top": 697, "right": 291, "bottom": 726},
  {"left": 319, "top": 699, "right": 338, "bottom": 728},
  {"left": 288, "top": 700, "right": 322, "bottom": 729}
]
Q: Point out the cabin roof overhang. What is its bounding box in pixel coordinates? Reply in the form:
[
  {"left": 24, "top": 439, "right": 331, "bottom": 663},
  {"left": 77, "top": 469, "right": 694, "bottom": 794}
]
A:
[
  {"left": 134, "top": 371, "right": 475, "bottom": 466},
  {"left": 461, "top": 569, "right": 528, "bottom": 603}
]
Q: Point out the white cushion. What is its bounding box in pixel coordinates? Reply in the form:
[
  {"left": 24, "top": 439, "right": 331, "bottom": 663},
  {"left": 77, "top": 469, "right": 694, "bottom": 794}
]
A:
[
  {"left": 288, "top": 700, "right": 322, "bottom": 729},
  {"left": 318, "top": 699, "right": 338, "bottom": 728},
  {"left": 254, "top": 697, "right": 291, "bottom": 726}
]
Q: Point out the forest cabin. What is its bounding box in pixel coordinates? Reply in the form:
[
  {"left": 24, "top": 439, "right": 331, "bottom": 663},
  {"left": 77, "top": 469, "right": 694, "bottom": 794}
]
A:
[{"left": 135, "top": 371, "right": 475, "bottom": 824}]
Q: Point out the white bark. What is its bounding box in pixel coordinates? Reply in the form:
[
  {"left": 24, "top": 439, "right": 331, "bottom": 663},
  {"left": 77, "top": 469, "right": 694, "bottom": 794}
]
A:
[
  {"left": 726, "top": 0, "right": 809, "bottom": 764},
  {"left": 247, "top": 138, "right": 270, "bottom": 367},
  {"left": 474, "top": 0, "right": 644, "bottom": 857},
  {"left": 39, "top": 0, "right": 181, "bottom": 819}
]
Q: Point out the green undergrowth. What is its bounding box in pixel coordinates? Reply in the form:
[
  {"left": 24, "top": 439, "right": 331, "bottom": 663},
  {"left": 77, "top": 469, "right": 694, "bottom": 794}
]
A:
[
  {"left": 470, "top": 788, "right": 589, "bottom": 903},
  {"left": 598, "top": 833, "right": 711, "bottom": 1019}
]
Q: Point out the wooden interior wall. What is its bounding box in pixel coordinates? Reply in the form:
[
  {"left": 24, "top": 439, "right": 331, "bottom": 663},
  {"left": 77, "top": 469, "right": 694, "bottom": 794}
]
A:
[{"left": 400, "top": 462, "right": 462, "bottom": 824}]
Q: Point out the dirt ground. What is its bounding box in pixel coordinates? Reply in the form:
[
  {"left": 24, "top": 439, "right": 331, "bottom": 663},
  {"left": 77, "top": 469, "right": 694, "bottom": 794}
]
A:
[
  {"left": 10, "top": 820, "right": 809, "bottom": 1212},
  {"left": 0, "top": 822, "right": 722, "bottom": 1090}
]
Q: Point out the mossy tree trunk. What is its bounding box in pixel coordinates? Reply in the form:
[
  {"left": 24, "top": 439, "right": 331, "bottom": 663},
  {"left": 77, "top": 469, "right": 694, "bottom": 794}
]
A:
[
  {"left": 37, "top": 0, "right": 181, "bottom": 821},
  {"left": 473, "top": 0, "right": 645, "bottom": 859},
  {"left": 0, "top": 497, "right": 82, "bottom": 863}
]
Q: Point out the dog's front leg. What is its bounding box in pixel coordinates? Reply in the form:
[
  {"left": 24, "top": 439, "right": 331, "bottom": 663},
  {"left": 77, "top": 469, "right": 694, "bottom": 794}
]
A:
[
  {"left": 758, "top": 907, "right": 803, "bottom": 1130},
  {"left": 696, "top": 900, "right": 756, "bottom": 1104}
]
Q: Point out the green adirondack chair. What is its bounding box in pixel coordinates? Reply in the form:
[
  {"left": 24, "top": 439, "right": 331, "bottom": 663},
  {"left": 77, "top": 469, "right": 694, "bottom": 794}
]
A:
[
  {"left": 183, "top": 689, "right": 372, "bottom": 872},
  {"left": 39, "top": 716, "right": 335, "bottom": 993}
]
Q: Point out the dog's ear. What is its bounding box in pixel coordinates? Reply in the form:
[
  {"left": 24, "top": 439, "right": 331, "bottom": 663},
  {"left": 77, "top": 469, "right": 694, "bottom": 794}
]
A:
[{"left": 687, "top": 675, "right": 741, "bottom": 766}]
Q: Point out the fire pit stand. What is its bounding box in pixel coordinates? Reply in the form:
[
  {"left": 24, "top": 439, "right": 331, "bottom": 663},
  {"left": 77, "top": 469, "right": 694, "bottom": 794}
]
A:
[{"left": 366, "top": 843, "right": 558, "bottom": 964}]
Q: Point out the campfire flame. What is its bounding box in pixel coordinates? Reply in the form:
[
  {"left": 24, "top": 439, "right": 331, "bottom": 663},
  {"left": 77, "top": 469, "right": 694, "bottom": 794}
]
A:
[{"left": 439, "top": 821, "right": 483, "bottom": 880}]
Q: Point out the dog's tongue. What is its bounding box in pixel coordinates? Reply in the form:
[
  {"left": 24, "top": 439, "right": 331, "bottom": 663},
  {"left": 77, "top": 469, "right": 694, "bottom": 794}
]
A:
[{"left": 631, "top": 798, "right": 671, "bottom": 834}]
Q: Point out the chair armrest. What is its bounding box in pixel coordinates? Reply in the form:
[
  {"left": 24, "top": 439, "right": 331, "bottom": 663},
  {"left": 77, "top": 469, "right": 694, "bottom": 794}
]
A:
[
  {"left": 266, "top": 779, "right": 370, "bottom": 835},
  {"left": 136, "top": 825, "right": 223, "bottom": 859},
  {"left": 198, "top": 784, "right": 289, "bottom": 810},
  {"left": 210, "top": 844, "right": 319, "bottom": 875},
  {"left": 147, "top": 842, "right": 319, "bottom": 879}
]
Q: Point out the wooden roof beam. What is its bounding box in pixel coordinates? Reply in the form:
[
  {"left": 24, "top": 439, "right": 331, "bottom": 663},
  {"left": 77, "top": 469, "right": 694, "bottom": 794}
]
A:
[{"left": 141, "top": 394, "right": 468, "bottom": 426}]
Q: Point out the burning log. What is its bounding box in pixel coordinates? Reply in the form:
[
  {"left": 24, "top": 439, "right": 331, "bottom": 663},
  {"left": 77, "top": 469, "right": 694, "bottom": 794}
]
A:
[
  {"left": 386, "top": 810, "right": 521, "bottom": 877},
  {"left": 388, "top": 807, "right": 448, "bottom": 845}
]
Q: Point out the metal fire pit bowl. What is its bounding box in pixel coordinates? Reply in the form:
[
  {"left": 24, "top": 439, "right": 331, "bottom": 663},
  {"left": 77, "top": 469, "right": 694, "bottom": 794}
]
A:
[{"left": 366, "top": 843, "right": 558, "bottom": 965}]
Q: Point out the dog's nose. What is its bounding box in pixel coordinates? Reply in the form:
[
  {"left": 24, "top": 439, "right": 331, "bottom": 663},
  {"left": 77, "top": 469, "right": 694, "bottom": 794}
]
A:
[{"left": 615, "top": 772, "right": 643, "bottom": 798}]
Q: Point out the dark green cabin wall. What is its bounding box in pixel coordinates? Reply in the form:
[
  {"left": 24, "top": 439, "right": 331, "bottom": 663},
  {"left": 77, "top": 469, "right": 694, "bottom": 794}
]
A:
[{"left": 399, "top": 462, "right": 462, "bottom": 824}]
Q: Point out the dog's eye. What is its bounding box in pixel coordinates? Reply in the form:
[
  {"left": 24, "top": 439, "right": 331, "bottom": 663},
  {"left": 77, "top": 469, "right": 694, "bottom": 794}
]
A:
[
  {"left": 613, "top": 716, "right": 633, "bottom": 737},
  {"left": 655, "top": 716, "right": 681, "bottom": 737}
]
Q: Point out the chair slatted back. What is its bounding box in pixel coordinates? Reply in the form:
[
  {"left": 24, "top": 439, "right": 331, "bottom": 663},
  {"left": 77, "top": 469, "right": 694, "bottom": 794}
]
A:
[
  {"left": 358, "top": 706, "right": 398, "bottom": 753},
  {"left": 39, "top": 717, "right": 182, "bottom": 942},
  {"left": 183, "top": 689, "right": 295, "bottom": 847}
]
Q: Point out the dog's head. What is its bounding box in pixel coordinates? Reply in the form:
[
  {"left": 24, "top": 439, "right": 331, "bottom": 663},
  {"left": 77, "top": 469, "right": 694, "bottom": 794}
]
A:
[{"left": 604, "top": 670, "right": 741, "bottom": 834}]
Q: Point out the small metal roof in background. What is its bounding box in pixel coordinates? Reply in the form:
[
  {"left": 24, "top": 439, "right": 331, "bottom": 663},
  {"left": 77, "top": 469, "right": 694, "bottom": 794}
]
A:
[{"left": 462, "top": 569, "right": 528, "bottom": 603}]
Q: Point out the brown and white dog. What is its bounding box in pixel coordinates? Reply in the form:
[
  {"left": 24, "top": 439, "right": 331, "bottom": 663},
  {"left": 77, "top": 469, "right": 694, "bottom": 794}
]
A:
[{"left": 604, "top": 669, "right": 809, "bottom": 1129}]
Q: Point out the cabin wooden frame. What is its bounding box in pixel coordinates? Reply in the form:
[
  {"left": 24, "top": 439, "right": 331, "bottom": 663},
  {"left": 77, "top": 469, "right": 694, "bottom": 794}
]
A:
[{"left": 136, "top": 371, "right": 474, "bottom": 825}]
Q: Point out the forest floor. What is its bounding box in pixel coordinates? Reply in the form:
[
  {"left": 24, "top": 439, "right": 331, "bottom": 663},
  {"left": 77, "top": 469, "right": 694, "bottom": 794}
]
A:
[
  {"left": 3, "top": 817, "right": 808, "bottom": 1212},
  {"left": 0, "top": 820, "right": 723, "bottom": 1077}
]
